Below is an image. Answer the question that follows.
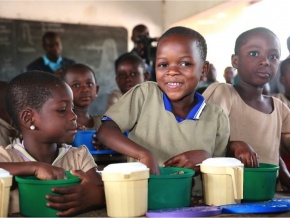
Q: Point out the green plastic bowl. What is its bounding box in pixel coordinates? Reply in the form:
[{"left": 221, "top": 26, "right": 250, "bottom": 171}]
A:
[
  {"left": 148, "top": 167, "right": 195, "bottom": 210},
  {"left": 15, "top": 171, "right": 81, "bottom": 217},
  {"left": 243, "top": 163, "right": 279, "bottom": 201}
]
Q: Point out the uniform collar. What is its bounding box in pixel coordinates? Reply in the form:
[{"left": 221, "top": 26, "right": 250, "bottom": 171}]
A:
[{"left": 163, "top": 92, "right": 206, "bottom": 122}]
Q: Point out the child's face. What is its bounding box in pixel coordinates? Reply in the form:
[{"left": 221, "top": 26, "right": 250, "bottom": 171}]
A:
[
  {"left": 116, "top": 60, "right": 149, "bottom": 94},
  {"left": 64, "top": 69, "right": 98, "bottom": 108},
  {"left": 155, "top": 35, "right": 208, "bottom": 101},
  {"left": 33, "top": 83, "right": 77, "bottom": 143},
  {"left": 232, "top": 32, "right": 281, "bottom": 87}
]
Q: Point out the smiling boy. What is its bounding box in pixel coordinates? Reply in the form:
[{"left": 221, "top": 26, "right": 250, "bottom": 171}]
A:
[{"left": 97, "top": 26, "right": 229, "bottom": 196}]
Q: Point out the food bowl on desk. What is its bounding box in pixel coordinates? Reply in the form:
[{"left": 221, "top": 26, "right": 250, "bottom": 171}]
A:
[
  {"left": 148, "top": 167, "right": 195, "bottom": 210},
  {"left": 15, "top": 171, "right": 81, "bottom": 217},
  {"left": 72, "top": 130, "right": 118, "bottom": 155},
  {"left": 243, "top": 163, "right": 279, "bottom": 201}
]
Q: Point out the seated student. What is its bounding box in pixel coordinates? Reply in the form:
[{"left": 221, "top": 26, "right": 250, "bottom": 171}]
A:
[
  {"left": 196, "top": 63, "right": 218, "bottom": 94},
  {"left": 0, "top": 81, "right": 19, "bottom": 147},
  {"left": 106, "top": 53, "right": 150, "bottom": 109},
  {"left": 97, "top": 26, "right": 230, "bottom": 197},
  {"left": 1, "top": 71, "right": 105, "bottom": 216},
  {"left": 223, "top": 66, "right": 235, "bottom": 84},
  {"left": 61, "top": 63, "right": 102, "bottom": 131},
  {"left": 26, "top": 31, "right": 75, "bottom": 75},
  {"left": 202, "top": 27, "right": 290, "bottom": 190},
  {"left": 273, "top": 58, "right": 290, "bottom": 173}
]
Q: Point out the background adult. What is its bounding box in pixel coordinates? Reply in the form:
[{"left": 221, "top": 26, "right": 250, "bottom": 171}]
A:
[
  {"left": 130, "top": 24, "right": 156, "bottom": 81},
  {"left": 26, "top": 31, "right": 75, "bottom": 75}
]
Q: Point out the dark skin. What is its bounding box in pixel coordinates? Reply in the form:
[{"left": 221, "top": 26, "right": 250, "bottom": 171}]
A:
[
  {"left": 98, "top": 35, "right": 210, "bottom": 175},
  {"left": 227, "top": 31, "right": 284, "bottom": 169},
  {"left": 1, "top": 83, "right": 105, "bottom": 216},
  {"left": 63, "top": 68, "right": 102, "bottom": 149}
]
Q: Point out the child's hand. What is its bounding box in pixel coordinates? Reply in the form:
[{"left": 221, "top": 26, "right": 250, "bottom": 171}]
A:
[
  {"left": 34, "top": 163, "right": 67, "bottom": 180},
  {"left": 93, "top": 133, "right": 104, "bottom": 150},
  {"left": 138, "top": 151, "right": 160, "bottom": 175},
  {"left": 163, "top": 150, "right": 211, "bottom": 174},
  {"left": 45, "top": 169, "right": 105, "bottom": 217},
  {"left": 227, "top": 141, "right": 259, "bottom": 168},
  {"left": 77, "top": 125, "right": 86, "bottom": 130}
]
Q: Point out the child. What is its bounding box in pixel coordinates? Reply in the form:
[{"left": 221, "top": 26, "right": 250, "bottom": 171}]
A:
[
  {"left": 273, "top": 58, "right": 290, "bottom": 172},
  {"left": 0, "top": 81, "right": 19, "bottom": 147},
  {"left": 202, "top": 27, "right": 290, "bottom": 190},
  {"left": 97, "top": 26, "right": 230, "bottom": 197},
  {"left": 1, "top": 71, "right": 105, "bottom": 216},
  {"left": 61, "top": 63, "right": 102, "bottom": 130},
  {"left": 106, "top": 53, "right": 150, "bottom": 109}
]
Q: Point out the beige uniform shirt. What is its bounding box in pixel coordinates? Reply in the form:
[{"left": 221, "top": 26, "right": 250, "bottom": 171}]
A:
[
  {"left": 0, "top": 144, "right": 97, "bottom": 213},
  {"left": 203, "top": 83, "right": 290, "bottom": 166}
]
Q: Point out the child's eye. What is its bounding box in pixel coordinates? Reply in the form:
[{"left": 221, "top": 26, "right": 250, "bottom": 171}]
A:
[
  {"left": 180, "top": 62, "right": 191, "bottom": 67},
  {"left": 269, "top": 54, "right": 279, "bottom": 60},
  {"left": 58, "top": 108, "right": 66, "bottom": 114},
  {"left": 157, "top": 62, "right": 168, "bottom": 68},
  {"left": 249, "top": 51, "right": 259, "bottom": 57},
  {"left": 87, "top": 82, "right": 94, "bottom": 87},
  {"left": 72, "top": 83, "right": 80, "bottom": 88}
]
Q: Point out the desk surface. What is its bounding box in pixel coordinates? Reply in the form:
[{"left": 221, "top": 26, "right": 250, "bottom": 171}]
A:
[{"left": 10, "top": 192, "right": 290, "bottom": 217}]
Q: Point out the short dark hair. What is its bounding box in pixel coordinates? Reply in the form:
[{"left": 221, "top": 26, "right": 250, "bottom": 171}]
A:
[
  {"left": 6, "top": 71, "right": 65, "bottom": 130},
  {"left": 280, "top": 58, "right": 290, "bottom": 77},
  {"left": 61, "top": 63, "right": 97, "bottom": 83},
  {"left": 234, "top": 27, "right": 278, "bottom": 55},
  {"left": 42, "top": 31, "right": 60, "bottom": 45},
  {"left": 157, "top": 26, "right": 207, "bottom": 61},
  {"left": 114, "top": 52, "right": 146, "bottom": 73}
]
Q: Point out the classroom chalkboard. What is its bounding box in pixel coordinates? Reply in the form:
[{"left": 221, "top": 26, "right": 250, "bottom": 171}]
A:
[{"left": 0, "top": 18, "right": 128, "bottom": 115}]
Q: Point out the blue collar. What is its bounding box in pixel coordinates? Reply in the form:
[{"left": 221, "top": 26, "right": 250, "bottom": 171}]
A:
[
  {"left": 163, "top": 92, "right": 206, "bottom": 122},
  {"left": 43, "top": 55, "right": 63, "bottom": 72}
]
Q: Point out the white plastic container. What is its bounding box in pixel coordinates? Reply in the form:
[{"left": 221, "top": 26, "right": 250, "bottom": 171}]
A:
[
  {"left": 0, "top": 168, "right": 12, "bottom": 217},
  {"left": 200, "top": 158, "right": 244, "bottom": 206},
  {"left": 101, "top": 162, "right": 149, "bottom": 217}
]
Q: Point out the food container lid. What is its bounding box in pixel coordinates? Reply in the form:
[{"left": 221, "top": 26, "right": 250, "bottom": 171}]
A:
[
  {"left": 146, "top": 206, "right": 222, "bottom": 217},
  {"left": 103, "top": 162, "right": 148, "bottom": 174},
  {"left": 0, "top": 168, "right": 11, "bottom": 178},
  {"left": 201, "top": 158, "right": 243, "bottom": 167}
]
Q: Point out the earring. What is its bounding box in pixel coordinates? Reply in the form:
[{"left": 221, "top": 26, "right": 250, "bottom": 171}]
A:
[{"left": 30, "top": 125, "right": 35, "bottom": 130}]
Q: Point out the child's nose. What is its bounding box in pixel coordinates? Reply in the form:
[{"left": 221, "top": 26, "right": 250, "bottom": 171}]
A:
[
  {"left": 259, "top": 55, "right": 270, "bottom": 66},
  {"left": 167, "top": 65, "right": 180, "bottom": 75}
]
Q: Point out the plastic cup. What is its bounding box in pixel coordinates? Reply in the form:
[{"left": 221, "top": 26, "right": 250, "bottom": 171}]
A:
[{"left": 0, "top": 169, "right": 12, "bottom": 217}]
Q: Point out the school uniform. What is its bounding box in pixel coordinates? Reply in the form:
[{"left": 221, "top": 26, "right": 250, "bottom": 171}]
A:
[
  {"left": 0, "top": 144, "right": 96, "bottom": 213},
  {"left": 203, "top": 83, "right": 290, "bottom": 167},
  {"left": 103, "top": 81, "right": 230, "bottom": 196}
]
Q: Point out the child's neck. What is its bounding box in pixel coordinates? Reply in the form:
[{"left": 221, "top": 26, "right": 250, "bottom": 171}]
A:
[
  {"left": 234, "top": 83, "right": 273, "bottom": 114},
  {"left": 73, "top": 107, "right": 94, "bottom": 129},
  {"left": 171, "top": 95, "right": 197, "bottom": 119},
  {"left": 22, "top": 138, "right": 58, "bottom": 164}
]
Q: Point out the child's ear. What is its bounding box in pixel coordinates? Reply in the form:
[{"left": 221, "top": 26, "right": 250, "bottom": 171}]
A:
[
  {"left": 231, "top": 54, "right": 238, "bottom": 69},
  {"left": 19, "top": 109, "right": 34, "bottom": 130},
  {"left": 95, "top": 85, "right": 100, "bottom": 96},
  {"left": 144, "top": 71, "right": 150, "bottom": 81},
  {"left": 201, "top": 61, "right": 210, "bottom": 79}
]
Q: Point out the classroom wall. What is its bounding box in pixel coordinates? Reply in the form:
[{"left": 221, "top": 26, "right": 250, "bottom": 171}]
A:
[{"left": 0, "top": 1, "right": 227, "bottom": 114}]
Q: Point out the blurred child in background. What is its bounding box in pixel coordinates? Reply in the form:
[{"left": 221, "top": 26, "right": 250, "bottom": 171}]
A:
[{"left": 107, "top": 53, "right": 149, "bottom": 109}]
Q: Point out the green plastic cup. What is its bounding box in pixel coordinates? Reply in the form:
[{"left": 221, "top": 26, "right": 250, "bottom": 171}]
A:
[
  {"left": 243, "top": 163, "right": 279, "bottom": 201},
  {"left": 148, "top": 167, "right": 195, "bottom": 210},
  {"left": 15, "top": 171, "right": 81, "bottom": 217}
]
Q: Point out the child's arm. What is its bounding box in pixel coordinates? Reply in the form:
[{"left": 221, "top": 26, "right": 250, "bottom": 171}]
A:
[
  {"left": 97, "top": 120, "right": 160, "bottom": 174},
  {"left": 163, "top": 150, "right": 211, "bottom": 175},
  {"left": 45, "top": 169, "right": 105, "bottom": 216},
  {"left": 227, "top": 141, "right": 259, "bottom": 167},
  {"left": 0, "top": 162, "right": 67, "bottom": 180},
  {"left": 278, "top": 157, "right": 290, "bottom": 190}
]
